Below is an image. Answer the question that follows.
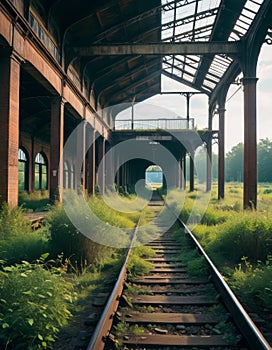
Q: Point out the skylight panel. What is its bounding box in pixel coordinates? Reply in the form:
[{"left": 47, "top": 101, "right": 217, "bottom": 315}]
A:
[
  {"left": 203, "top": 79, "right": 216, "bottom": 90},
  {"left": 183, "top": 73, "right": 194, "bottom": 82},
  {"left": 198, "top": 0, "right": 220, "bottom": 13},
  {"left": 205, "top": 73, "right": 220, "bottom": 82},
  {"left": 228, "top": 0, "right": 264, "bottom": 41}
]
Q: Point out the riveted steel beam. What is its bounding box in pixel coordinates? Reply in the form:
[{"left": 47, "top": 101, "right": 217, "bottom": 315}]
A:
[{"left": 74, "top": 42, "right": 241, "bottom": 56}]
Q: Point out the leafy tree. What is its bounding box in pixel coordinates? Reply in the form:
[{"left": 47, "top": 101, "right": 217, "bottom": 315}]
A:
[
  {"left": 186, "top": 147, "right": 218, "bottom": 183},
  {"left": 225, "top": 143, "right": 244, "bottom": 182},
  {"left": 258, "top": 138, "right": 272, "bottom": 182}
]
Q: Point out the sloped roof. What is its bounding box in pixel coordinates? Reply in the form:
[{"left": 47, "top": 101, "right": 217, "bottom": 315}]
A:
[{"left": 30, "top": 0, "right": 272, "bottom": 114}]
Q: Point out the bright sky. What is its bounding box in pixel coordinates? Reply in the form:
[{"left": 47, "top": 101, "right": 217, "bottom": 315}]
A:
[{"left": 117, "top": 43, "right": 272, "bottom": 153}]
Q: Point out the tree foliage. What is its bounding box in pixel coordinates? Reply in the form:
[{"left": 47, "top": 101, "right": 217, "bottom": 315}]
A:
[
  {"left": 258, "top": 138, "right": 272, "bottom": 182},
  {"left": 225, "top": 138, "right": 272, "bottom": 182},
  {"left": 189, "top": 147, "right": 218, "bottom": 183},
  {"left": 225, "top": 143, "right": 244, "bottom": 182}
]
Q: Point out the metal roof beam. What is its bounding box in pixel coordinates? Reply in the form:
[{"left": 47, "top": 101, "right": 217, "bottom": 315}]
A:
[{"left": 75, "top": 42, "right": 241, "bottom": 56}]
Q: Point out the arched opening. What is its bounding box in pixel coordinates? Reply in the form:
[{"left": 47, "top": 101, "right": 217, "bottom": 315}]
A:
[
  {"left": 64, "top": 161, "right": 70, "bottom": 189},
  {"left": 145, "top": 165, "right": 163, "bottom": 189},
  {"left": 34, "top": 152, "right": 48, "bottom": 190},
  {"left": 18, "top": 147, "right": 29, "bottom": 191}
]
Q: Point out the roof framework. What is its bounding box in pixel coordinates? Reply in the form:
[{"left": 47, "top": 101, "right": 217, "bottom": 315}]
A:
[{"left": 20, "top": 0, "right": 272, "bottom": 117}]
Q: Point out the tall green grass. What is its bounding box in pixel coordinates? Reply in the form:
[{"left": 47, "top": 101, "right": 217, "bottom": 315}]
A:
[
  {"left": 174, "top": 182, "right": 272, "bottom": 313},
  {"left": 18, "top": 191, "right": 50, "bottom": 212},
  {"left": 0, "top": 203, "right": 48, "bottom": 265}
]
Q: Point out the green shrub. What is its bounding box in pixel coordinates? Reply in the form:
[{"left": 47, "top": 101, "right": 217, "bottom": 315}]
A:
[
  {"left": 0, "top": 233, "right": 48, "bottom": 265},
  {"left": 229, "top": 257, "right": 272, "bottom": 311},
  {"left": 18, "top": 191, "right": 49, "bottom": 212},
  {"left": 187, "top": 255, "right": 209, "bottom": 277},
  {"left": 208, "top": 214, "right": 272, "bottom": 263},
  {"left": 45, "top": 204, "right": 111, "bottom": 268},
  {"left": 127, "top": 247, "right": 154, "bottom": 277},
  {"left": 0, "top": 260, "right": 75, "bottom": 349},
  {"left": 201, "top": 208, "right": 227, "bottom": 225},
  {"left": 0, "top": 203, "right": 31, "bottom": 240}
]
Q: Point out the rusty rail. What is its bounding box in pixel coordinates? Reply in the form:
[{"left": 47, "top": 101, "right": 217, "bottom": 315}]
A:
[
  {"left": 86, "top": 192, "right": 271, "bottom": 350},
  {"left": 86, "top": 213, "right": 142, "bottom": 350},
  {"left": 178, "top": 218, "right": 271, "bottom": 350}
]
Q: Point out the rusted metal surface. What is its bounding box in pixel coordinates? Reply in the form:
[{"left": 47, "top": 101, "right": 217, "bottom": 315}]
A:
[
  {"left": 86, "top": 212, "right": 143, "bottom": 350},
  {"left": 179, "top": 218, "right": 271, "bottom": 350},
  {"left": 88, "top": 194, "right": 271, "bottom": 350},
  {"left": 86, "top": 262, "right": 126, "bottom": 350}
]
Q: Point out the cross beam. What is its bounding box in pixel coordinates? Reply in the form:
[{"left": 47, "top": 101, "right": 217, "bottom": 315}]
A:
[{"left": 74, "top": 42, "right": 241, "bottom": 56}]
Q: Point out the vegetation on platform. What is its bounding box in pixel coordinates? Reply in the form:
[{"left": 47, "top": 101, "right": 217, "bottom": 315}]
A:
[
  {"left": 175, "top": 182, "right": 272, "bottom": 314},
  {"left": 18, "top": 190, "right": 50, "bottom": 212},
  {"left": 0, "top": 194, "right": 139, "bottom": 349}
]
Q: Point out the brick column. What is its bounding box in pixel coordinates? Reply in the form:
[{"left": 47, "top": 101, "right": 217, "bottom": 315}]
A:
[
  {"left": 0, "top": 52, "right": 21, "bottom": 206},
  {"left": 75, "top": 121, "right": 86, "bottom": 194},
  {"left": 50, "top": 97, "right": 65, "bottom": 203},
  {"left": 97, "top": 136, "right": 105, "bottom": 195},
  {"left": 86, "top": 125, "right": 96, "bottom": 194},
  {"left": 243, "top": 77, "right": 258, "bottom": 209}
]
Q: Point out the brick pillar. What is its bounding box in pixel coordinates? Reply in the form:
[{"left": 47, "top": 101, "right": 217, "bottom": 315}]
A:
[
  {"left": 97, "top": 137, "right": 105, "bottom": 195},
  {"left": 0, "top": 52, "right": 21, "bottom": 207},
  {"left": 243, "top": 77, "right": 258, "bottom": 209},
  {"left": 218, "top": 107, "right": 225, "bottom": 199},
  {"left": 50, "top": 97, "right": 65, "bottom": 203},
  {"left": 75, "top": 121, "right": 86, "bottom": 194},
  {"left": 86, "top": 125, "right": 95, "bottom": 194},
  {"left": 105, "top": 141, "right": 113, "bottom": 190}
]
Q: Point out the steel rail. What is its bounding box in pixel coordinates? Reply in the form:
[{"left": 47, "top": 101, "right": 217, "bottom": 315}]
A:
[
  {"left": 177, "top": 218, "right": 271, "bottom": 350},
  {"left": 86, "top": 212, "right": 143, "bottom": 350}
]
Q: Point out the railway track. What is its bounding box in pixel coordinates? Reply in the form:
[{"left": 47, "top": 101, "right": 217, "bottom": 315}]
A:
[{"left": 87, "top": 192, "right": 271, "bottom": 350}]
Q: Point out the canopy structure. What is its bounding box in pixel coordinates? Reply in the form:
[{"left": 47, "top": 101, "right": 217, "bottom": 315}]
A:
[
  {"left": 46, "top": 0, "right": 272, "bottom": 114},
  {"left": 0, "top": 0, "right": 272, "bottom": 208}
]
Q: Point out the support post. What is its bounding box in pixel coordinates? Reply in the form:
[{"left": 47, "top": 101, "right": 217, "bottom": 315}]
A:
[
  {"left": 75, "top": 121, "right": 86, "bottom": 194},
  {"left": 87, "top": 126, "right": 96, "bottom": 194},
  {"left": 206, "top": 107, "right": 213, "bottom": 192},
  {"left": 50, "top": 97, "right": 65, "bottom": 203},
  {"left": 218, "top": 106, "right": 225, "bottom": 199},
  {"left": 243, "top": 77, "right": 258, "bottom": 209},
  {"left": 182, "top": 154, "right": 186, "bottom": 190},
  {"left": 190, "top": 152, "right": 194, "bottom": 192},
  {"left": 0, "top": 52, "right": 21, "bottom": 207},
  {"left": 97, "top": 137, "right": 105, "bottom": 195}
]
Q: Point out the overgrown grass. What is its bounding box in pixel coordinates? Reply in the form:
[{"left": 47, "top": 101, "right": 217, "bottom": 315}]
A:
[
  {"left": 18, "top": 191, "right": 50, "bottom": 212},
  {"left": 175, "top": 182, "right": 272, "bottom": 314},
  {"left": 0, "top": 193, "right": 141, "bottom": 349},
  {"left": 127, "top": 245, "right": 155, "bottom": 277},
  {"left": 0, "top": 203, "right": 48, "bottom": 265}
]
